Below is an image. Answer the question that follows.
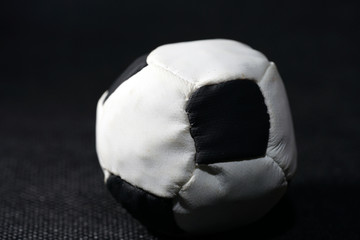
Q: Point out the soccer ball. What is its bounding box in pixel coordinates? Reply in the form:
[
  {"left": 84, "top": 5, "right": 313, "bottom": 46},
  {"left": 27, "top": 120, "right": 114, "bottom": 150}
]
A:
[{"left": 96, "top": 39, "right": 297, "bottom": 234}]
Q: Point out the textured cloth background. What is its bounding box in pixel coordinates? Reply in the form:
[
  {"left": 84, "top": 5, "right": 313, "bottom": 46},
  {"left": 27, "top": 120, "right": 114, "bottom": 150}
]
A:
[{"left": 1, "top": 1, "right": 359, "bottom": 239}]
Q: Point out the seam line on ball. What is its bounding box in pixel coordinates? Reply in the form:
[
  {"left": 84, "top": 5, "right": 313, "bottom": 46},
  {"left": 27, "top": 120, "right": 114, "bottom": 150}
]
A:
[
  {"left": 101, "top": 167, "right": 177, "bottom": 198},
  {"left": 148, "top": 60, "right": 194, "bottom": 86},
  {"left": 258, "top": 61, "right": 288, "bottom": 182},
  {"left": 258, "top": 61, "right": 272, "bottom": 85},
  {"left": 258, "top": 62, "right": 289, "bottom": 181},
  {"left": 148, "top": 62, "right": 199, "bottom": 197},
  {"left": 267, "top": 155, "right": 287, "bottom": 186}
]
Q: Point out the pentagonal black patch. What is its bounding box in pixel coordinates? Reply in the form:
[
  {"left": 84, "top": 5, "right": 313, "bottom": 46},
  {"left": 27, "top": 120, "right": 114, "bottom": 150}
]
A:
[
  {"left": 104, "top": 54, "right": 148, "bottom": 103},
  {"left": 106, "top": 174, "right": 182, "bottom": 235},
  {"left": 186, "top": 79, "right": 270, "bottom": 164}
]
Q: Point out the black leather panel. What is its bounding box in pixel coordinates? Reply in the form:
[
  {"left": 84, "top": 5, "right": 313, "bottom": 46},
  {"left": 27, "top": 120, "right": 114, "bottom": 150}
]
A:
[
  {"left": 104, "top": 54, "right": 148, "bottom": 103},
  {"left": 106, "top": 174, "right": 181, "bottom": 235},
  {"left": 186, "top": 80, "right": 270, "bottom": 164}
]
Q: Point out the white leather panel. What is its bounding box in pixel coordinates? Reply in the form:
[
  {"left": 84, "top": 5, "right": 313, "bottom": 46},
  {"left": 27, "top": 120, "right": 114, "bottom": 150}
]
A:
[
  {"left": 173, "top": 157, "right": 287, "bottom": 233},
  {"left": 147, "top": 39, "right": 269, "bottom": 87},
  {"left": 259, "top": 63, "right": 297, "bottom": 179},
  {"left": 96, "top": 65, "right": 196, "bottom": 198}
]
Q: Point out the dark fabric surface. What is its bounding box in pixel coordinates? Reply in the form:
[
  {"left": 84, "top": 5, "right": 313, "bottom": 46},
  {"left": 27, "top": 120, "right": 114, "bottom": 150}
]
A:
[
  {"left": 1, "top": 1, "right": 359, "bottom": 239},
  {"left": 106, "top": 174, "right": 181, "bottom": 235},
  {"left": 187, "top": 80, "right": 269, "bottom": 164},
  {"left": 105, "top": 54, "right": 148, "bottom": 103}
]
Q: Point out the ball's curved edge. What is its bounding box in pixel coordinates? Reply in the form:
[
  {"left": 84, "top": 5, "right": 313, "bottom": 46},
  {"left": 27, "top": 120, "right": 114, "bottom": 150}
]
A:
[
  {"left": 105, "top": 172, "right": 184, "bottom": 235},
  {"left": 103, "top": 53, "right": 149, "bottom": 103},
  {"left": 147, "top": 38, "right": 270, "bottom": 87},
  {"left": 258, "top": 62, "right": 297, "bottom": 180}
]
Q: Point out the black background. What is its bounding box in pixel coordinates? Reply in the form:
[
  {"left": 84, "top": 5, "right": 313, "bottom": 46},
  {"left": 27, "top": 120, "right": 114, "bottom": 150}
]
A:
[{"left": 1, "top": 1, "right": 359, "bottom": 239}]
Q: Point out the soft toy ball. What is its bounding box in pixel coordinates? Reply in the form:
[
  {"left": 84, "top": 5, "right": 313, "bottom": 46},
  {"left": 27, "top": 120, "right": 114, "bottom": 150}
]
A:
[{"left": 96, "top": 39, "right": 297, "bottom": 234}]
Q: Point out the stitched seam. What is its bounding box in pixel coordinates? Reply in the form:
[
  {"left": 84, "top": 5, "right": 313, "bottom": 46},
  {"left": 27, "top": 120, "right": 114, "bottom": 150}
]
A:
[
  {"left": 149, "top": 60, "right": 195, "bottom": 86},
  {"left": 266, "top": 155, "right": 288, "bottom": 186},
  {"left": 148, "top": 62, "right": 198, "bottom": 196},
  {"left": 101, "top": 167, "right": 178, "bottom": 199},
  {"left": 258, "top": 62, "right": 289, "bottom": 181},
  {"left": 184, "top": 92, "right": 200, "bottom": 168},
  {"left": 258, "top": 61, "right": 272, "bottom": 85}
]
